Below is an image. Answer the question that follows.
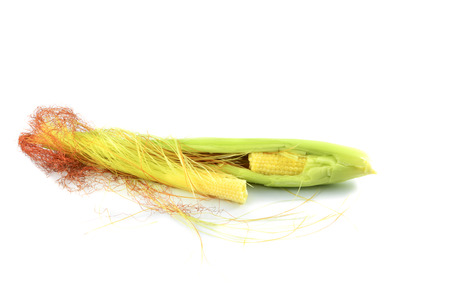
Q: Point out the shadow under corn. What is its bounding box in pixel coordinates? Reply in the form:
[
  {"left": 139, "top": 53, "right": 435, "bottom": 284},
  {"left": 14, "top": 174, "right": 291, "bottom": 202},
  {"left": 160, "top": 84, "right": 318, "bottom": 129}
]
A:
[{"left": 246, "top": 180, "right": 358, "bottom": 204}]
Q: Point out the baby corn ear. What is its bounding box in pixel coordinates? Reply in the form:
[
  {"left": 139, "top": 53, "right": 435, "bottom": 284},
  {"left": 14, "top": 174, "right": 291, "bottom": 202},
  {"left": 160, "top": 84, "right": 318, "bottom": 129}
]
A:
[
  {"left": 249, "top": 152, "right": 307, "bottom": 175},
  {"left": 20, "top": 107, "right": 373, "bottom": 207},
  {"left": 194, "top": 176, "right": 247, "bottom": 204}
]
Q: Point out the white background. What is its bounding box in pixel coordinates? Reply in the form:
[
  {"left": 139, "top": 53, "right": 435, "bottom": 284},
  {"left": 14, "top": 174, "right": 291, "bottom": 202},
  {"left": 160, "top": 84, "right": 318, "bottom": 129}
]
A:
[{"left": 1, "top": 1, "right": 449, "bottom": 299}]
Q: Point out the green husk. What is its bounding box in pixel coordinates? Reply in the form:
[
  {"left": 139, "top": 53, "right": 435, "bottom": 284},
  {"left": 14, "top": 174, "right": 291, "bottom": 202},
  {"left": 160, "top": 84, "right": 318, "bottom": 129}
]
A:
[{"left": 178, "top": 138, "right": 375, "bottom": 187}]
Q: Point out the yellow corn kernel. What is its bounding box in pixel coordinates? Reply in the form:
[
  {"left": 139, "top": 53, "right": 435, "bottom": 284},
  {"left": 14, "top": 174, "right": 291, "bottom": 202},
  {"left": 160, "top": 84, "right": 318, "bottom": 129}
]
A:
[
  {"left": 193, "top": 176, "right": 248, "bottom": 204},
  {"left": 248, "top": 151, "right": 307, "bottom": 175}
]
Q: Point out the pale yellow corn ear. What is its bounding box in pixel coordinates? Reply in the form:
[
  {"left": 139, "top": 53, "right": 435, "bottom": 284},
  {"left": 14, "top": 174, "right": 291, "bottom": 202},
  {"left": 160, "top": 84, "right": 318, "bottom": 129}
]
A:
[
  {"left": 248, "top": 151, "right": 307, "bottom": 176},
  {"left": 193, "top": 176, "right": 248, "bottom": 204}
]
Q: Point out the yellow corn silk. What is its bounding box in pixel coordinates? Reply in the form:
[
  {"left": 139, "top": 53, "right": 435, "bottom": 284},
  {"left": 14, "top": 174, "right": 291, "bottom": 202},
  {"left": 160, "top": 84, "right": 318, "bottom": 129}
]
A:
[{"left": 56, "top": 129, "right": 249, "bottom": 204}]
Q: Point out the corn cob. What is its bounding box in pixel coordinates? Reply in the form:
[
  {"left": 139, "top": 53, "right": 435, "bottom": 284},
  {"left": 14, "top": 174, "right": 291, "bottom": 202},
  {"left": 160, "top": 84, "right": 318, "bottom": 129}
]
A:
[
  {"left": 19, "top": 107, "right": 374, "bottom": 206},
  {"left": 248, "top": 151, "right": 307, "bottom": 175}
]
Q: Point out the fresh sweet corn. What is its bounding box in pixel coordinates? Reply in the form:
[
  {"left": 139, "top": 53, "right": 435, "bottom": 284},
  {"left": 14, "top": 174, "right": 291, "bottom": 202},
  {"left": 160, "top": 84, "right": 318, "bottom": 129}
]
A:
[{"left": 20, "top": 107, "right": 374, "bottom": 206}]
